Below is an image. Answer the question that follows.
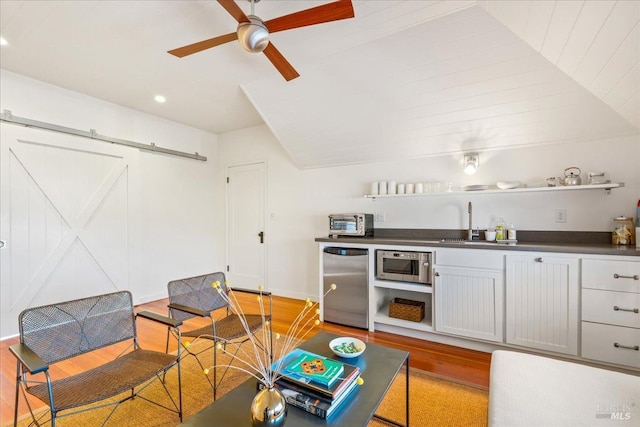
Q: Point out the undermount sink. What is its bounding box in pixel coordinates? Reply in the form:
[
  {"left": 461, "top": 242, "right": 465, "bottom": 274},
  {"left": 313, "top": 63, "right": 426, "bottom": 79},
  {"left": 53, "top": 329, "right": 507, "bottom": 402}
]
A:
[{"left": 438, "top": 238, "right": 496, "bottom": 245}]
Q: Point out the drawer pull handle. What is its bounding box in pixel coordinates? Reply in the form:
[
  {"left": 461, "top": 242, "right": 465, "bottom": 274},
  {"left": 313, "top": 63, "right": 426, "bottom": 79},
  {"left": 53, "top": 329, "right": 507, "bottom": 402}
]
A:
[
  {"left": 613, "top": 342, "right": 639, "bottom": 351},
  {"left": 613, "top": 306, "right": 639, "bottom": 313},
  {"left": 613, "top": 274, "right": 639, "bottom": 280},
  {"left": 534, "top": 257, "right": 544, "bottom": 263}
]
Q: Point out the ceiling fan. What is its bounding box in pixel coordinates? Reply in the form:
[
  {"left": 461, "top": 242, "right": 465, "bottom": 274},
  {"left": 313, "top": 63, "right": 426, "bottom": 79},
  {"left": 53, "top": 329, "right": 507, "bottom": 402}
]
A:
[{"left": 168, "top": 0, "right": 355, "bottom": 81}]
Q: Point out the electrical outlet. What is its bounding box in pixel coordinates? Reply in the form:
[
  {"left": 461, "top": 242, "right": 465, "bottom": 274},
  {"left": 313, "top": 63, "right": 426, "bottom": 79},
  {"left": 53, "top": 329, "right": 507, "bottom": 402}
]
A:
[
  {"left": 555, "top": 209, "right": 567, "bottom": 223},
  {"left": 375, "top": 212, "right": 386, "bottom": 222}
]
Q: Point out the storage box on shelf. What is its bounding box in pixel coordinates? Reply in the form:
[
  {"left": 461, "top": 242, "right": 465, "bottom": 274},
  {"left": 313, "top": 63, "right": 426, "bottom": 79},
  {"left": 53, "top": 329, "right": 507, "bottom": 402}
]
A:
[{"left": 389, "top": 298, "right": 425, "bottom": 322}]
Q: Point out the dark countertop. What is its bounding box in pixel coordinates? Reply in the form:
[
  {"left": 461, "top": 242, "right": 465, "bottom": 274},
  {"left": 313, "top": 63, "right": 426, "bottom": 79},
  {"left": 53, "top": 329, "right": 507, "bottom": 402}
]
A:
[{"left": 315, "top": 235, "right": 640, "bottom": 257}]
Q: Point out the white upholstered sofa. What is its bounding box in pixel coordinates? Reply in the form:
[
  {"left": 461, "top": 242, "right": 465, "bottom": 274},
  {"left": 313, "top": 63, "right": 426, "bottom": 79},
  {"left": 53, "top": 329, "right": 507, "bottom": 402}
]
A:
[{"left": 488, "top": 350, "right": 639, "bottom": 426}]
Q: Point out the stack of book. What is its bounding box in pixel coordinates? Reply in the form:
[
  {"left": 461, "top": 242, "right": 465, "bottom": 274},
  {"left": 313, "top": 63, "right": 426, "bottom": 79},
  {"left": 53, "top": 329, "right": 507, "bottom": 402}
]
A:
[{"left": 262, "top": 348, "right": 361, "bottom": 419}]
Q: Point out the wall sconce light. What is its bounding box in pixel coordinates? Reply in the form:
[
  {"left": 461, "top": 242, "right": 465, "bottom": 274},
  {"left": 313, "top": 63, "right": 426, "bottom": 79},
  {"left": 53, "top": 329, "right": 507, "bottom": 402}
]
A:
[{"left": 464, "top": 152, "right": 479, "bottom": 175}]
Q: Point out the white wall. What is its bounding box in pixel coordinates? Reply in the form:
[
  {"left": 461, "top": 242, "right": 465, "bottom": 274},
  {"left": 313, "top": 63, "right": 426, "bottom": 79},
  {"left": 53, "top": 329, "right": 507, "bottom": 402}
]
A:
[
  {"left": 0, "top": 71, "right": 224, "bottom": 338},
  {"left": 219, "top": 124, "right": 640, "bottom": 299},
  {"left": 1, "top": 68, "right": 638, "bottom": 337}
]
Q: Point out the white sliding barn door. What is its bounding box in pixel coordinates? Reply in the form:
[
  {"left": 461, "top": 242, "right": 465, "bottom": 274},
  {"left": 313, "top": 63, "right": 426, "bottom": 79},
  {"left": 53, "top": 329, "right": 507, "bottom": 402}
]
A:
[{"left": 0, "top": 124, "right": 132, "bottom": 337}]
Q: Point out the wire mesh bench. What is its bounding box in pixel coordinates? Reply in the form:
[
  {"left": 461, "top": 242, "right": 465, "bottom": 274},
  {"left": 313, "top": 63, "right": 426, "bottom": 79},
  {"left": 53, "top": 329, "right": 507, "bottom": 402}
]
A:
[{"left": 10, "top": 291, "right": 184, "bottom": 426}]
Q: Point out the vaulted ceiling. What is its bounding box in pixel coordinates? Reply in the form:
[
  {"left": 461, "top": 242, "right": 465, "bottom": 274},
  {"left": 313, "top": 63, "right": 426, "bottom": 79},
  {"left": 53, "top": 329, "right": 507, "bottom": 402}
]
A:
[{"left": 1, "top": 1, "right": 638, "bottom": 168}]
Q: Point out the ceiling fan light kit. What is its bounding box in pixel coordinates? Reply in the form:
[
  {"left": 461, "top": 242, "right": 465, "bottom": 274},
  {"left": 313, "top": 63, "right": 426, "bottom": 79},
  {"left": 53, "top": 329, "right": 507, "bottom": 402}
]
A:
[
  {"left": 168, "top": 0, "right": 355, "bottom": 81},
  {"left": 237, "top": 15, "right": 269, "bottom": 53}
]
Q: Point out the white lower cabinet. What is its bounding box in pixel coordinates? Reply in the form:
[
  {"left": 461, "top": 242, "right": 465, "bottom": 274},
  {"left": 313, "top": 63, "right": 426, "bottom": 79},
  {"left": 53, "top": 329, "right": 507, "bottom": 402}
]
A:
[
  {"left": 434, "top": 249, "right": 504, "bottom": 342},
  {"left": 320, "top": 242, "right": 640, "bottom": 370},
  {"left": 582, "top": 322, "right": 640, "bottom": 368},
  {"left": 581, "top": 258, "right": 640, "bottom": 368},
  {"left": 434, "top": 266, "right": 504, "bottom": 342},
  {"left": 505, "top": 254, "right": 579, "bottom": 355}
]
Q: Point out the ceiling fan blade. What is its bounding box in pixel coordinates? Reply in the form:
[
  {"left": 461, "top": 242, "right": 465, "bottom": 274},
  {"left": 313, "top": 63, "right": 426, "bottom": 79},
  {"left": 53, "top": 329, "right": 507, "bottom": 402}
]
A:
[
  {"left": 263, "top": 43, "right": 300, "bottom": 81},
  {"left": 265, "top": 0, "right": 354, "bottom": 34},
  {"left": 218, "top": 0, "right": 249, "bottom": 23},
  {"left": 168, "top": 32, "right": 238, "bottom": 57}
]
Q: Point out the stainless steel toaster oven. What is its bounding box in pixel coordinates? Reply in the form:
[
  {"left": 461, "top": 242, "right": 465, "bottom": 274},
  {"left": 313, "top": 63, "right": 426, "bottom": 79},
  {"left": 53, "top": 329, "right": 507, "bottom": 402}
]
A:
[{"left": 328, "top": 213, "right": 374, "bottom": 237}]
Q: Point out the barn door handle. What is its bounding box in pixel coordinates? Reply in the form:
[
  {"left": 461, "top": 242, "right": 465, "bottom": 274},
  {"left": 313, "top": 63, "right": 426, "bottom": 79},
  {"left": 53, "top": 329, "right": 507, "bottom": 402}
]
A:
[
  {"left": 258, "top": 231, "right": 264, "bottom": 244},
  {"left": 0, "top": 240, "right": 6, "bottom": 249}
]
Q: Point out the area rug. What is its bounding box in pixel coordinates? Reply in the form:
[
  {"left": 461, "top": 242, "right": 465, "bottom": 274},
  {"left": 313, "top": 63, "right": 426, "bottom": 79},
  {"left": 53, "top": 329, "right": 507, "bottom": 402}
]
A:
[{"left": 10, "top": 344, "right": 488, "bottom": 427}]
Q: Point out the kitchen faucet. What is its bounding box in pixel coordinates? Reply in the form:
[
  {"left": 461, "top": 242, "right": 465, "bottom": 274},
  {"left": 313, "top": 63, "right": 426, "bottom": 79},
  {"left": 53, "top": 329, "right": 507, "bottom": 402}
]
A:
[{"left": 468, "top": 201, "right": 479, "bottom": 241}]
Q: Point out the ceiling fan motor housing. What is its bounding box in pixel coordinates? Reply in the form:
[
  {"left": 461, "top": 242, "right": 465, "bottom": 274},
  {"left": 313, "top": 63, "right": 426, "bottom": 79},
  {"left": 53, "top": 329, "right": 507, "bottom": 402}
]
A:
[{"left": 237, "top": 15, "right": 269, "bottom": 53}]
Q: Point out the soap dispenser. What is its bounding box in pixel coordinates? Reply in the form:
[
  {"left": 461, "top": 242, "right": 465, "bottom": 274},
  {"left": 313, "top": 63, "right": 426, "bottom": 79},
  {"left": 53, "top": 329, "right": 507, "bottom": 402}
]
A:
[
  {"left": 508, "top": 223, "right": 517, "bottom": 240},
  {"left": 495, "top": 218, "right": 505, "bottom": 241}
]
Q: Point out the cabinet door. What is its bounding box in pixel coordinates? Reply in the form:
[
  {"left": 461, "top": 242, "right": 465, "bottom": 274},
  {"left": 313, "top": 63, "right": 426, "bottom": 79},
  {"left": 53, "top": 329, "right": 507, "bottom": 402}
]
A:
[
  {"left": 434, "top": 266, "right": 504, "bottom": 342},
  {"left": 505, "top": 254, "right": 579, "bottom": 355}
]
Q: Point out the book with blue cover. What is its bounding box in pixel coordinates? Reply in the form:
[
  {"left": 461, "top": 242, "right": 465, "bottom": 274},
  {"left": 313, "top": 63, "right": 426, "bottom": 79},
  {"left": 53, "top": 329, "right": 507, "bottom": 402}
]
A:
[
  {"left": 274, "top": 348, "right": 345, "bottom": 389},
  {"left": 276, "top": 361, "right": 360, "bottom": 403},
  {"left": 258, "top": 375, "right": 360, "bottom": 419}
]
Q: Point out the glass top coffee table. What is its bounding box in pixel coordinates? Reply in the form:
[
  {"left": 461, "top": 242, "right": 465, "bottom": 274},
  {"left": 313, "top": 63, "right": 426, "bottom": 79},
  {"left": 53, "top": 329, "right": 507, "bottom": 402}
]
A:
[{"left": 180, "top": 331, "right": 409, "bottom": 427}]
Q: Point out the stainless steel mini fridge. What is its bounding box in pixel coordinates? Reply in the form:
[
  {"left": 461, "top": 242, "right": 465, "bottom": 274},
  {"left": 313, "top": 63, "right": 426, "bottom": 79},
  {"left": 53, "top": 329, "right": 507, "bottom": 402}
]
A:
[{"left": 322, "top": 247, "right": 369, "bottom": 329}]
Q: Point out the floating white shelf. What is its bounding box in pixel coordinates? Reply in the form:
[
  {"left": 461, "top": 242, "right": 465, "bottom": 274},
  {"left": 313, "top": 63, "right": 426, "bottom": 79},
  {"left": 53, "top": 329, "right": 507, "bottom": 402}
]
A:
[
  {"left": 373, "top": 312, "right": 433, "bottom": 332},
  {"left": 364, "top": 182, "right": 624, "bottom": 199},
  {"left": 373, "top": 280, "right": 433, "bottom": 294}
]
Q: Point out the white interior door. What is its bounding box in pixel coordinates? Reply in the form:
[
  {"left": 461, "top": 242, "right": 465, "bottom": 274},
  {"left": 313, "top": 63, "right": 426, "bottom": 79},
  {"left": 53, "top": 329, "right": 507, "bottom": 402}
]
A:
[
  {"left": 0, "top": 124, "right": 130, "bottom": 338},
  {"left": 226, "top": 162, "right": 266, "bottom": 289}
]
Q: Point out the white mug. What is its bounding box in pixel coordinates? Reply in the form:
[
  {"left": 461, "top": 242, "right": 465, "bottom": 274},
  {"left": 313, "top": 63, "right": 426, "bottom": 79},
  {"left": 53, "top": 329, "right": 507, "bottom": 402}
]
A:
[
  {"left": 388, "top": 181, "right": 397, "bottom": 195},
  {"left": 397, "top": 184, "right": 405, "bottom": 194},
  {"left": 406, "top": 183, "right": 414, "bottom": 194},
  {"left": 379, "top": 181, "right": 388, "bottom": 195},
  {"left": 415, "top": 183, "right": 424, "bottom": 193},
  {"left": 370, "top": 182, "right": 379, "bottom": 195}
]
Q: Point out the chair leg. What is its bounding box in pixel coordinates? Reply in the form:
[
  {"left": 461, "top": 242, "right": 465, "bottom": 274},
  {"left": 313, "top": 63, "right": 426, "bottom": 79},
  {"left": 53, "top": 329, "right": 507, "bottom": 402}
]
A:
[
  {"left": 213, "top": 342, "right": 218, "bottom": 401},
  {"left": 13, "top": 362, "right": 20, "bottom": 427}
]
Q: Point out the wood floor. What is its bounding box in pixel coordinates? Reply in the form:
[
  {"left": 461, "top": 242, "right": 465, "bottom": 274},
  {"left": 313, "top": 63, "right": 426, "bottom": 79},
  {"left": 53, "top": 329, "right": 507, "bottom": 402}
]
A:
[{"left": 0, "top": 294, "right": 491, "bottom": 425}]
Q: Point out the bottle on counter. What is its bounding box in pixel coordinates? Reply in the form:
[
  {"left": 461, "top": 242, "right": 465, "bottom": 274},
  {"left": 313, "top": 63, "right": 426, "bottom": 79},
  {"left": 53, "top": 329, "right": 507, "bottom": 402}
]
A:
[
  {"left": 508, "top": 223, "right": 517, "bottom": 240},
  {"left": 495, "top": 218, "right": 505, "bottom": 241}
]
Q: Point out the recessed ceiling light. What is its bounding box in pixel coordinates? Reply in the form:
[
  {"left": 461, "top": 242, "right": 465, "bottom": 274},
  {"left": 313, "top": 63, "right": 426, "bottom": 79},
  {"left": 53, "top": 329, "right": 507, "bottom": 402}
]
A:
[
  {"left": 0, "top": 37, "right": 8, "bottom": 46},
  {"left": 154, "top": 95, "right": 166, "bottom": 103}
]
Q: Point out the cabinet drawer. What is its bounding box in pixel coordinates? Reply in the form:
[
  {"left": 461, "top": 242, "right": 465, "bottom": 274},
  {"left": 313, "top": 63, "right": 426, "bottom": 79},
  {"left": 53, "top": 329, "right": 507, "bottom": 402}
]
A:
[
  {"left": 436, "top": 249, "right": 503, "bottom": 270},
  {"left": 582, "top": 259, "right": 640, "bottom": 293},
  {"left": 582, "top": 289, "right": 640, "bottom": 328},
  {"left": 582, "top": 322, "right": 640, "bottom": 368}
]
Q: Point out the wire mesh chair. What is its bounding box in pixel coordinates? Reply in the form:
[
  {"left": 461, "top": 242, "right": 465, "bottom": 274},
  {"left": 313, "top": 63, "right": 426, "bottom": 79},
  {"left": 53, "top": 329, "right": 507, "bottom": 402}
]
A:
[
  {"left": 9, "top": 290, "right": 183, "bottom": 427},
  {"left": 166, "top": 272, "right": 272, "bottom": 400}
]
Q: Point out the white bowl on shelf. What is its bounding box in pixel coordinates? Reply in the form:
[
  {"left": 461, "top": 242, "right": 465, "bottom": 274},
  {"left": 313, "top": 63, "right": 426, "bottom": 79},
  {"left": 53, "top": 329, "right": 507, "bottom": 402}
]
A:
[
  {"left": 462, "top": 184, "right": 489, "bottom": 191},
  {"left": 329, "top": 337, "right": 366, "bottom": 358},
  {"left": 496, "top": 181, "right": 520, "bottom": 190}
]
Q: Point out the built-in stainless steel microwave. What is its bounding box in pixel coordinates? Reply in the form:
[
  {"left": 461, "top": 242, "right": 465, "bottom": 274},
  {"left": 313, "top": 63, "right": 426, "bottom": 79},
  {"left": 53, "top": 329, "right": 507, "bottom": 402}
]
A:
[
  {"left": 328, "top": 214, "right": 374, "bottom": 237},
  {"left": 376, "top": 250, "right": 432, "bottom": 284}
]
